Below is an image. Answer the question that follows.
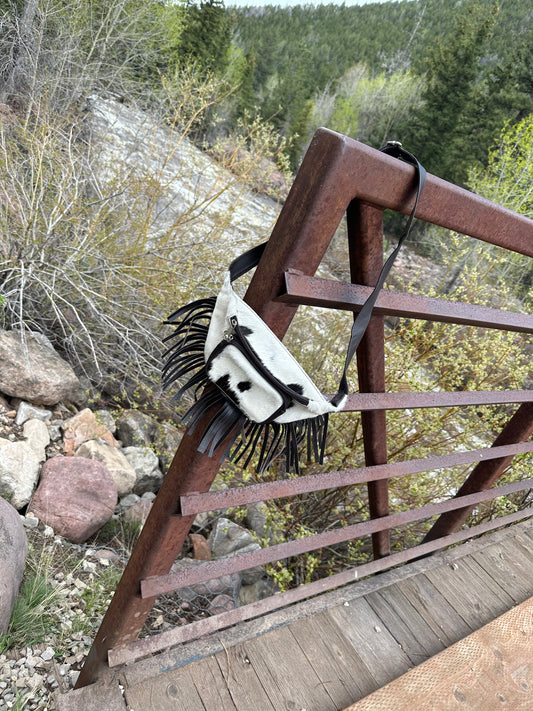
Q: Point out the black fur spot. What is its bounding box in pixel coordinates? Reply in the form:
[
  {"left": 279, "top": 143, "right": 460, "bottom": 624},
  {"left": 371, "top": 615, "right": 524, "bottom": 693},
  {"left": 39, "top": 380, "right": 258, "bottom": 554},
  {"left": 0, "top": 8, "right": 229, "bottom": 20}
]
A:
[
  {"left": 238, "top": 381, "right": 252, "bottom": 392},
  {"left": 287, "top": 383, "right": 304, "bottom": 395}
]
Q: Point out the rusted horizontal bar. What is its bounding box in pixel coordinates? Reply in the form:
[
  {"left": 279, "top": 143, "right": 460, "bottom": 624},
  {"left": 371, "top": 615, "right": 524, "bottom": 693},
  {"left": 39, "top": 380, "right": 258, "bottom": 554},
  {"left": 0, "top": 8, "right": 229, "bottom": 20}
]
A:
[
  {"left": 180, "top": 441, "right": 533, "bottom": 515},
  {"left": 110, "top": 506, "right": 533, "bottom": 668},
  {"left": 341, "top": 390, "right": 533, "bottom": 411},
  {"left": 143, "top": 478, "right": 532, "bottom": 599},
  {"left": 278, "top": 272, "right": 533, "bottom": 333}
]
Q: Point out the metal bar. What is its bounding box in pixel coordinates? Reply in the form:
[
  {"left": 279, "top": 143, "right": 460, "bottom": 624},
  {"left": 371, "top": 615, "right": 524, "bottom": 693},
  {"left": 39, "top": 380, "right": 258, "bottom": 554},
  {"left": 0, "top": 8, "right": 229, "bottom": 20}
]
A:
[
  {"left": 331, "top": 131, "right": 533, "bottom": 258},
  {"left": 110, "top": 507, "right": 533, "bottom": 668},
  {"left": 75, "top": 417, "right": 233, "bottom": 689},
  {"left": 144, "top": 478, "right": 532, "bottom": 599},
  {"left": 278, "top": 272, "right": 533, "bottom": 334},
  {"left": 245, "top": 131, "right": 533, "bottom": 343},
  {"left": 76, "top": 128, "right": 359, "bottom": 688},
  {"left": 340, "top": 390, "right": 533, "bottom": 411},
  {"left": 180, "top": 441, "right": 533, "bottom": 515},
  {"left": 348, "top": 201, "right": 390, "bottom": 558},
  {"left": 425, "top": 402, "right": 533, "bottom": 541}
]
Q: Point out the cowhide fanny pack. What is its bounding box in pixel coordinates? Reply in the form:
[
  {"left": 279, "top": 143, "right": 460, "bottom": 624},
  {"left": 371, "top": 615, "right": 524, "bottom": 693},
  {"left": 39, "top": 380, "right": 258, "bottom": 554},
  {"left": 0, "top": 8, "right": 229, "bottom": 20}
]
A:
[{"left": 163, "top": 142, "right": 426, "bottom": 472}]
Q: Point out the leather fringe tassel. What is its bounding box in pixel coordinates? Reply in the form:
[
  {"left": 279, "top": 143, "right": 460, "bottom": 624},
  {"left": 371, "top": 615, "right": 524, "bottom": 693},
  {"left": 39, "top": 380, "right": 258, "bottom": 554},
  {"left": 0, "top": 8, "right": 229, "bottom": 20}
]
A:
[{"left": 162, "top": 297, "right": 329, "bottom": 473}]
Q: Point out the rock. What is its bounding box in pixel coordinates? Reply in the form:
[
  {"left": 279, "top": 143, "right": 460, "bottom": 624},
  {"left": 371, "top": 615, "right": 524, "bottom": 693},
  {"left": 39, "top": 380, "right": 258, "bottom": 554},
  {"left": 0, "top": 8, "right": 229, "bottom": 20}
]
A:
[
  {"left": 122, "top": 446, "right": 163, "bottom": 495},
  {"left": 115, "top": 410, "right": 157, "bottom": 447},
  {"left": 209, "top": 517, "right": 256, "bottom": 557},
  {"left": 238, "top": 578, "right": 280, "bottom": 606},
  {"left": 28, "top": 457, "right": 117, "bottom": 543},
  {"left": 123, "top": 499, "right": 152, "bottom": 526},
  {"left": 15, "top": 402, "right": 52, "bottom": 426},
  {"left": 119, "top": 494, "right": 140, "bottom": 508},
  {"left": 171, "top": 559, "right": 241, "bottom": 602},
  {"left": 0, "top": 439, "right": 41, "bottom": 509},
  {"left": 92, "top": 549, "right": 121, "bottom": 564},
  {"left": 209, "top": 594, "right": 235, "bottom": 614},
  {"left": 153, "top": 422, "right": 181, "bottom": 472},
  {"left": 75, "top": 440, "right": 136, "bottom": 496},
  {"left": 0, "top": 497, "right": 28, "bottom": 634},
  {"left": 21, "top": 513, "right": 39, "bottom": 529},
  {"left": 190, "top": 533, "right": 210, "bottom": 560},
  {"left": 0, "top": 330, "right": 82, "bottom": 406},
  {"left": 23, "top": 419, "right": 50, "bottom": 461},
  {"left": 209, "top": 518, "right": 263, "bottom": 585},
  {"left": 245, "top": 502, "right": 270, "bottom": 540},
  {"left": 95, "top": 410, "right": 116, "bottom": 433},
  {"left": 62, "top": 408, "right": 119, "bottom": 456},
  {"left": 141, "top": 491, "right": 156, "bottom": 502},
  {"left": 47, "top": 422, "right": 63, "bottom": 442}
]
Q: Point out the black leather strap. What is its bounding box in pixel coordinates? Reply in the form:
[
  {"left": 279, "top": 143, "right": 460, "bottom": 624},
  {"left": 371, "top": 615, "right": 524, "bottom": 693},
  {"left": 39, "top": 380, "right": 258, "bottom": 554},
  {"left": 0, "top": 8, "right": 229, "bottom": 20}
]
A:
[
  {"left": 228, "top": 142, "right": 427, "bottom": 406},
  {"left": 229, "top": 242, "right": 267, "bottom": 282},
  {"left": 331, "top": 142, "right": 426, "bottom": 405}
]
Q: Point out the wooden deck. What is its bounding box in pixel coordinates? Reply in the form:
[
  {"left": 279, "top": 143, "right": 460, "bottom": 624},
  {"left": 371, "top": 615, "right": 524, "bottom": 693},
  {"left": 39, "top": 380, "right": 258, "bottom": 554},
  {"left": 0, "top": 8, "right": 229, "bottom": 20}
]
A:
[{"left": 58, "top": 517, "right": 533, "bottom": 711}]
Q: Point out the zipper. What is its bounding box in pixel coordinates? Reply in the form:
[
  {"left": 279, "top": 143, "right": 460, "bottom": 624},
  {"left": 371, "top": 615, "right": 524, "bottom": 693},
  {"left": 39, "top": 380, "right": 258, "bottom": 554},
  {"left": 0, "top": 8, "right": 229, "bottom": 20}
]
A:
[{"left": 224, "top": 316, "right": 310, "bottom": 406}]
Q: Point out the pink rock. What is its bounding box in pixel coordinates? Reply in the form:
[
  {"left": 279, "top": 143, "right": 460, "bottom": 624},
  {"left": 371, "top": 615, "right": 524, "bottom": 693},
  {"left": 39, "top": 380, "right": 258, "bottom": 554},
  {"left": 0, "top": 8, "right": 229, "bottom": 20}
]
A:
[
  {"left": 190, "top": 533, "right": 210, "bottom": 560},
  {"left": 62, "top": 408, "right": 119, "bottom": 456},
  {"left": 28, "top": 457, "right": 117, "bottom": 543}
]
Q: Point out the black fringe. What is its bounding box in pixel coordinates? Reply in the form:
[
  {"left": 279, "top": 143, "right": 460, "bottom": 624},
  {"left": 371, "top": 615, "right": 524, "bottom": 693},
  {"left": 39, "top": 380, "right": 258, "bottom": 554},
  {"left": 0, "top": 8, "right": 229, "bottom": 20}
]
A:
[{"left": 163, "top": 297, "right": 329, "bottom": 473}]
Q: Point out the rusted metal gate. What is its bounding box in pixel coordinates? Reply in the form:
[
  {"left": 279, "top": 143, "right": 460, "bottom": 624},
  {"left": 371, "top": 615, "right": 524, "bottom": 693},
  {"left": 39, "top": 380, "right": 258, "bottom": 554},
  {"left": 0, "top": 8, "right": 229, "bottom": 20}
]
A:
[{"left": 75, "top": 129, "right": 533, "bottom": 688}]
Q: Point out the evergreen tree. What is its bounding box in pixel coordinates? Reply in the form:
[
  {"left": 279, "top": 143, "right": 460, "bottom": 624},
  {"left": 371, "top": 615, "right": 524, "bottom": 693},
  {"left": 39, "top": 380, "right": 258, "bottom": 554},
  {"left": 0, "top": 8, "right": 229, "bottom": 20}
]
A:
[
  {"left": 176, "top": 0, "right": 232, "bottom": 76},
  {"left": 400, "top": 0, "right": 498, "bottom": 185}
]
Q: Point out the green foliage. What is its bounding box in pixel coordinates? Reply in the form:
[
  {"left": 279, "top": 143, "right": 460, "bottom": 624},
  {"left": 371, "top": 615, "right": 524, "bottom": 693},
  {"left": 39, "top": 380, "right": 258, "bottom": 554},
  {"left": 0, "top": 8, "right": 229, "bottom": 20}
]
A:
[
  {"left": 468, "top": 114, "right": 533, "bottom": 295},
  {"left": 316, "top": 64, "right": 423, "bottom": 148},
  {"left": 232, "top": 0, "right": 533, "bottom": 172},
  {"left": 400, "top": 0, "right": 498, "bottom": 184},
  {"left": 169, "top": 0, "right": 232, "bottom": 76}
]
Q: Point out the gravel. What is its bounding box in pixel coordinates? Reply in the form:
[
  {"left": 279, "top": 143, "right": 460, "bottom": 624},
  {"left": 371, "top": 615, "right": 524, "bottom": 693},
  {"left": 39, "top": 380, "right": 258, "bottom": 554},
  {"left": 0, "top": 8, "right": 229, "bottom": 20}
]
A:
[{"left": 0, "top": 527, "right": 125, "bottom": 711}]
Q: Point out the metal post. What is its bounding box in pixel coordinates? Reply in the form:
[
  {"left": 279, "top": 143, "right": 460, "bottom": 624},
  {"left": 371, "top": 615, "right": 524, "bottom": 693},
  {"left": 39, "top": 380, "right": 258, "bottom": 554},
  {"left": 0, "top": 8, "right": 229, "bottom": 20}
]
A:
[
  {"left": 424, "top": 402, "right": 533, "bottom": 541},
  {"left": 347, "top": 200, "right": 390, "bottom": 559}
]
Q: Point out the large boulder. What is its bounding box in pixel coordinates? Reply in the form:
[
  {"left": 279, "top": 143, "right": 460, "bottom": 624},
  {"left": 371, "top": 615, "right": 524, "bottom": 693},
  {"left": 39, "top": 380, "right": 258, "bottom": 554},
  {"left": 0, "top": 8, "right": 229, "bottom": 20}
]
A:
[
  {"left": 0, "top": 330, "right": 82, "bottom": 406},
  {"left": 0, "top": 439, "right": 41, "bottom": 509},
  {"left": 28, "top": 457, "right": 117, "bottom": 543},
  {"left": 0, "top": 497, "right": 28, "bottom": 634},
  {"left": 75, "top": 440, "right": 136, "bottom": 496}
]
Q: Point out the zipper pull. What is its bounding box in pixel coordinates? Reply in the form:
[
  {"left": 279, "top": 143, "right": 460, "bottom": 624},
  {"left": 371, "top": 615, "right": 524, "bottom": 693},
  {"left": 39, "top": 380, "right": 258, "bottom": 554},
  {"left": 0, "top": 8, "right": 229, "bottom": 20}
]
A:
[{"left": 223, "top": 316, "right": 237, "bottom": 342}]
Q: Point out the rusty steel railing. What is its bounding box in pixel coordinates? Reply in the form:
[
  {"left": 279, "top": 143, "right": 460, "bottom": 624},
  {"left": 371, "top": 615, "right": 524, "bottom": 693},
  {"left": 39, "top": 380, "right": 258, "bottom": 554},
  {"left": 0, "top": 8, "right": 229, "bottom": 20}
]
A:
[{"left": 76, "top": 130, "right": 533, "bottom": 686}]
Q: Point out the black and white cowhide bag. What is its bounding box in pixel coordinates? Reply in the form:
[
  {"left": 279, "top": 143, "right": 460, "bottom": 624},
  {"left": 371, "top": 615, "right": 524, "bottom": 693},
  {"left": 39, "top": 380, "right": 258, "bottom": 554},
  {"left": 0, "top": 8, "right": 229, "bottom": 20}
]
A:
[{"left": 163, "top": 142, "right": 425, "bottom": 472}]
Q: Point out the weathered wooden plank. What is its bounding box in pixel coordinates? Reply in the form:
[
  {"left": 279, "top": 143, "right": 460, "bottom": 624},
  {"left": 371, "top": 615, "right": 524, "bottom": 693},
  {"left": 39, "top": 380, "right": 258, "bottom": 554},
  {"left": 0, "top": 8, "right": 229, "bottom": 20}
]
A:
[
  {"left": 119, "top": 520, "right": 533, "bottom": 690},
  {"left": 289, "top": 611, "right": 377, "bottom": 705},
  {"left": 457, "top": 555, "right": 517, "bottom": 606},
  {"left": 328, "top": 597, "right": 413, "bottom": 687},
  {"left": 188, "top": 655, "right": 238, "bottom": 711},
  {"left": 241, "top": 625, "right": 338, "bottom": 711},
  {"left": 55, "top": 682, "right": 127, "bottom": 711},
  {"left": 396, "top": 574, "right": 473, "bottom": 646},
  {"left": 214, "top": 645, "right": 277, "bottom": 711},
  {"left": 124, "top": 664, "right": 206, "bottom": 711},
  {"left": 471, "top": 540, "right": 533, "bottom": 605},
  {"left": 365, "top": 586, "right": 446, "bottom": 664},
  {"left": 511, "top": 532, "right": 533, "bottom": 560},
  {"left": 424, "top": 558, "right": 514, "bottom": 629}
]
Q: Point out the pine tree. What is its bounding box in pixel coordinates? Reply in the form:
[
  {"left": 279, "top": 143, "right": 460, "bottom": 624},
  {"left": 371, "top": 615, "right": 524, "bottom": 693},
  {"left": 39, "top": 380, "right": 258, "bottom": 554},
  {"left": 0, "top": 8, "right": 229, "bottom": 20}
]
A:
[{"left": 400, "top": 0, "right": 498, "bottom": 185}]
